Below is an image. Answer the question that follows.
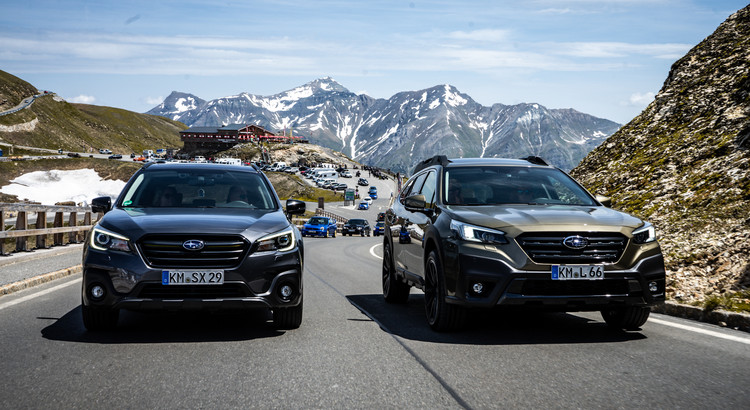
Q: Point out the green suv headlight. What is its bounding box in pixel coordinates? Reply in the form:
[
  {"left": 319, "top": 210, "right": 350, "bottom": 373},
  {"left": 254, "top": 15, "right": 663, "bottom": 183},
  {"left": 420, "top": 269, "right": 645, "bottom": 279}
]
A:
[
  {"left": 90, "top": 226, "right": 132, "bottom": 252},
  {"left": 632, "top": 222, "right": 657, "bottom": 244},
  {"left": 451, "top": 221, "right": 508, "bottom": 245},
  {"left": 256, "top": 226, "right": 296, "bottom": 252}
]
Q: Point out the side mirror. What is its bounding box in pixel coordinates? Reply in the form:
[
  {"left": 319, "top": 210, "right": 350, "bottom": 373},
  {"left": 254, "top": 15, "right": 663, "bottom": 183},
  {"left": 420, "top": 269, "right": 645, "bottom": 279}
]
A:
[
  {"left": 403, "top": 194, "right": 433, "bottom": 215},
  {"left": 91, "top": 196, "right": 112, "bottom": 214},
  {"left": 285, "top": 199, "right": 306, "bottom": 215},
  {"left": 595, "top": 195, "right": 612, "bottom": 208}
]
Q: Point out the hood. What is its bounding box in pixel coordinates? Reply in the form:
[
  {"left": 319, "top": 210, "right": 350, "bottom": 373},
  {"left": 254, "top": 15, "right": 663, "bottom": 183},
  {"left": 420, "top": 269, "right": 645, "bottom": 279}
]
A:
[
  {"left": 98, "top": 208, "right": 290, "bottom": 241},
  {"left": 445, "top": 205, "right": 644, "bottom": 232}
]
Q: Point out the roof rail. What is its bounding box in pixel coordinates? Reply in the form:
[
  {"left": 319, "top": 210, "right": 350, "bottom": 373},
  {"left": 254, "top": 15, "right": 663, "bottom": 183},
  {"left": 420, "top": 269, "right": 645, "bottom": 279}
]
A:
[
  {"left": 520, "top": 156, "right": 550, "bottom": 166},
  {"left": 412, "top": 155, "right": 452, "bottom": 174}
]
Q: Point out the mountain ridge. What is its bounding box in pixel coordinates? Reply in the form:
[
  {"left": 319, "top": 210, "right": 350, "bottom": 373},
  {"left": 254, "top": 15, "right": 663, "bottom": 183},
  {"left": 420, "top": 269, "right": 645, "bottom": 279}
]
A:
[
  {"left": 571, "top": 4, "right": 750, "bottom": 305},
  {"left": 148, "top": 79, "right": 620, "bottom": 173}
]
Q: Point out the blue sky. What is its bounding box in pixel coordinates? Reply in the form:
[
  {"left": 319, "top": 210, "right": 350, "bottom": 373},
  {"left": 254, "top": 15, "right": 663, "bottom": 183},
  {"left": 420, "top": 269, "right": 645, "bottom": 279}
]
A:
[{"left": 1, "top": 0, "right": 746, "bottom": 124}]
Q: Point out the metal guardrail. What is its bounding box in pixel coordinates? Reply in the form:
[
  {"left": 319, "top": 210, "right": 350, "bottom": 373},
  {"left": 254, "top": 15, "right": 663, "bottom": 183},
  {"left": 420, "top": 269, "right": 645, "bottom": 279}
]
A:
[{"left": 0, "top": 203, "right": 97, "bottom": 255}]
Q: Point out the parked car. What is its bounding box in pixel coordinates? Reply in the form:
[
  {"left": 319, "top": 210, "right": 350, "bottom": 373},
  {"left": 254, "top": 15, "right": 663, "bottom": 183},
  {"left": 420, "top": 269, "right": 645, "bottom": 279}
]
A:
[
  {"left": 81, "top": 162, "right": 307, "bottom": 330},
  {"left": 358, "top": 201, "right": 370, "bottom": 210},
  {"left": 67, "top": 152, "right": 81, "bottom": 158},
  {"left": 357, "top": 178, "right": 369, "bottom": 186},
  {"left": 331, "top": 183, "right": 348, "bottom": 191},
  {"left": 99, "top": 149, "right": 112, "bottom": 154},
  {"left": 373, "top": 221, "right": 385, "bottom": 236},
  {"left": 301, "top": 216, "right": 337, "bottom": 238},
  {"left": 342, "top": 218, "right": 371, "bottom": 236},
  {"left": 340, "top": 170, "right": 353, "bottom": 178},
  {"left": 382, "top": 155, "right": 666, "bottom": 332}
]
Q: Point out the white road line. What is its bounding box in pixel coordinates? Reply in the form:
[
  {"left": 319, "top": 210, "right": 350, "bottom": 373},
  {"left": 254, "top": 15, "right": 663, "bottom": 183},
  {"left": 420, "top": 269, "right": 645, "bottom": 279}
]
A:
[
  {"left": 649, "top": 317, "right": 750, "bottom": 345},
  {"left": 370, "top": 243, "right": 382, "bottom": 260},
  {"left": 0, "top": 278, "right": 80, "bottom": 311}
]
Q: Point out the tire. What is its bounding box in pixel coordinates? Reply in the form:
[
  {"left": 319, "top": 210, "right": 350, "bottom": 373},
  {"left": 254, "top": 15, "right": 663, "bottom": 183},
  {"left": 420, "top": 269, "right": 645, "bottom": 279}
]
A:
[
  {"left": 601, "top": 306, "right": 650, "bottom": 330},
  {"left": 361, "top": 232, "right": 365, "bottom": 237},
  {"left": 273, "top": 299, "right": 303, "bottom": 329},
  {"left": 323, "top": 230, "right": 328, "bottom": 238},
  {"left": 331, "top": 229, "right": 336, "bottom": 238},
  {"left": 81, "top": 304, "right": 119, "bottom": 331},
  {"left": 424, "top": 251, "right": 465, "bottom": 332},
  {"left": 382, "top": 241, "right": 409, "bottom": 303}
]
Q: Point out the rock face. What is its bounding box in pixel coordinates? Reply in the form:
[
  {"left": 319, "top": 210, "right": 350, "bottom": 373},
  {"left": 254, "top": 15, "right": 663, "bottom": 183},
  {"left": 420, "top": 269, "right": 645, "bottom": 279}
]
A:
[
  {"left": 571, "top": 5, "right": 750, "bottom": 304},
  {"left": 148, "top": 78, "right": 620, "bottom": 173}
]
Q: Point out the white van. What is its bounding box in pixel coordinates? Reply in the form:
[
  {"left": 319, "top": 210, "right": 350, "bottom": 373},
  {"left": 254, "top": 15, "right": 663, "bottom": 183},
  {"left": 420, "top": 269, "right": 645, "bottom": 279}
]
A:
[
  {"left": 270, "top": 162, "right": 288, "bottom": 171},
  {"left": 315, "top": 170, "right": 338, "bottom": 179}
]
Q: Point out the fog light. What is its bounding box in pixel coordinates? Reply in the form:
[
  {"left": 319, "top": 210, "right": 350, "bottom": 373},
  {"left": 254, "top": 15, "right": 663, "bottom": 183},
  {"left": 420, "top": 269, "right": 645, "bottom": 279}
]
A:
[
  {"left": 472, "top": 282, "right": 484, "bottom": 294},
  {"left": 279, "top": 285, "right": 294, "bottom": 299},
  {"left": 648, "top": 281, "right": 658, "bottom": 293},
  {"left": 90, "top": 285, "right": 105, "bottom": 300}
]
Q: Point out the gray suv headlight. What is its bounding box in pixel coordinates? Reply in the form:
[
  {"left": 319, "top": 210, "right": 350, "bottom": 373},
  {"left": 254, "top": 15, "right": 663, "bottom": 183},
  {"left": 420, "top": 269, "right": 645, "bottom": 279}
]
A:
[
  {"left": 632, "top": 222, "right": 657, "bottom": 244},
  {"left": 451, "top": 221, "right": 508, "bottom": 245},
  {"left": 257, "top": 226, "right": 296, "bottom": 252},
  {"left": 90, "top": 226, "right": 132, "bottom": 252}
]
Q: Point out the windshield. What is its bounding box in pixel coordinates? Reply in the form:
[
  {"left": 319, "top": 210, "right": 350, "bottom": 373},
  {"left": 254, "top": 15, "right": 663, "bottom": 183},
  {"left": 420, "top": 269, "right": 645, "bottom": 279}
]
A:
[
  {"left": 443, "top": 166, "right": 596, "bottom": 206},
  {"left": 119, "top": 168, "right": 277, "bottom": 210},
  {"left": 308, "top": 217, "right": 328, "bottom": 225},
  {"left": 348, "top": 219, "right": 366, "bottom": 225}
]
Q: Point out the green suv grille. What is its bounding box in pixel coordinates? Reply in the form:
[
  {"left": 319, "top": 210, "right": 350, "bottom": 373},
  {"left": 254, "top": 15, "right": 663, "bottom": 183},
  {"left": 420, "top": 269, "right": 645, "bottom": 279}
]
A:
[{"left": 517, "top": 232, "right": 626, "bottom": 264}]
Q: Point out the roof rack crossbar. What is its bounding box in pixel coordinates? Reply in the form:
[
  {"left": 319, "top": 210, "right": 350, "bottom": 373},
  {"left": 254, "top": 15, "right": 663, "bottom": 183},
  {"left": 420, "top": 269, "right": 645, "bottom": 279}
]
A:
[
  {"left": 412, "top": 155, "right": 452, "bottom": 174},
  {"left": 520, "top": 156, "right": 550, "bottom": 166}
]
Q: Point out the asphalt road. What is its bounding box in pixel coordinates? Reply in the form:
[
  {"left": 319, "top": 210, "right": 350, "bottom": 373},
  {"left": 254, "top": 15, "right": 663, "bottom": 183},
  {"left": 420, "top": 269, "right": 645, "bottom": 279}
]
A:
[{"left": 1, "top": 182, "right": 749, "bottom": 408}]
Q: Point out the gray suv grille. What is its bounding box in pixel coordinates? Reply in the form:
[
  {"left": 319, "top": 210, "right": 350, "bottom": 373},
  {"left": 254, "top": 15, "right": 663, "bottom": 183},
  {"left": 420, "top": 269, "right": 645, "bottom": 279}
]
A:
[
  {"left": 517, "top": 232, "right": 626, "bottom": 264},
  {"left": 138, "top": 235, "right": 249, "bottom": 268}
]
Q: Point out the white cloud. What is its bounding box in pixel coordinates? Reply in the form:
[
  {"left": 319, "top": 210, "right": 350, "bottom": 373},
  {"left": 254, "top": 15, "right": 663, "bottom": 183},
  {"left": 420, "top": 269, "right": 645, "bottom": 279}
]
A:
[
  {"left": 627, "top": 92, "right": 655, "bottom": 106},
  {"left": 445, "top": 29, "right": 511, "bottom": 43},
  {"left": 145, "top": 96, "right": 164, "bottom": 105},
  {"left": 68, "top": 94, "right": 96, "bottom": 104}
]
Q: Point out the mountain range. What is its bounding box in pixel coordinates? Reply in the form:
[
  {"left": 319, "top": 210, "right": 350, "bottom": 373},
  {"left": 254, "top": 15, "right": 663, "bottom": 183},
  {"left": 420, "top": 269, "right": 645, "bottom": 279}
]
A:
[{"left": 147, "top": 79, "right": 621, "bottom": 173}]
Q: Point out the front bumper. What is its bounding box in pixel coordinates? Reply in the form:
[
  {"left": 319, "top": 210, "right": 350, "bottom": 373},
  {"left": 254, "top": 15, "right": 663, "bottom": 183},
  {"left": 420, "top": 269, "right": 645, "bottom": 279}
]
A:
[
  {"left": 82, "top": 246, "right": 303, "bottom": 311},
  {"left": 444, "top": 247, "right": 666, "bottom": 311}
]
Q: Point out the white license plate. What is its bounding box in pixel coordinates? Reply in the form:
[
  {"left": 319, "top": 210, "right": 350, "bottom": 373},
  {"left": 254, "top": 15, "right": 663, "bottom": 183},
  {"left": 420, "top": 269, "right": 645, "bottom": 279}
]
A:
[
  {"left": 551, "top": 265, "right": 604, "bottom": 280},
  {"left": 162, "top": 270, "right": 224, "bottom": 285}
]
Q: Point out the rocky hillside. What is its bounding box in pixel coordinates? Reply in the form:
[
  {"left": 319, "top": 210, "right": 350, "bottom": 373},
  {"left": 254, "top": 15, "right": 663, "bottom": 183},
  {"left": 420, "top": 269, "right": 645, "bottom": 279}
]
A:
[
  {"left": 148, "top": 79, "right": 620, "bottom": 173},
  {"left": 571, "top": 5, "right": 750, "bottom": 305},
  {"left": 0, "top": 70, "right": 186, "bottom": 155}
]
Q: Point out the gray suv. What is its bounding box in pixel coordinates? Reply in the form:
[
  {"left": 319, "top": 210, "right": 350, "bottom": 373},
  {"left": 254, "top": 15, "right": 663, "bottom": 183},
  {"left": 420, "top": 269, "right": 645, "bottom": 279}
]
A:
[
  {"left": 82, "top": 162, "right": 306, "bottom": 330},
  {"left": 382, "top": 156, "right": 665, "bottom": 331}
]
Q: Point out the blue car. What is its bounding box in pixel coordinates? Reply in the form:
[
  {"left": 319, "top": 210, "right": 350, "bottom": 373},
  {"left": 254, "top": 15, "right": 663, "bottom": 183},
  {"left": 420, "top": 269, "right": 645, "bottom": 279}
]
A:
[
  {"left": 301, "top": 216, "right": 337, "bottom": 238},
  {"left": 373, "top": 221, "right": 385, "bottom": 236},
  {"left": 358, "top": 201, "right": 370, "bottom": 210},
  {"left": 368, "top": 186, "right": 378, "bottom": 199}
]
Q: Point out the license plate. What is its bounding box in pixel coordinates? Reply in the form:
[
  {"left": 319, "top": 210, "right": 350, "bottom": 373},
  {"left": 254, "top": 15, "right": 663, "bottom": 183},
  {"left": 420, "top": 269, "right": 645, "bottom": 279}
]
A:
[
  {"left": 162, "top": 270, "right": 224, "bottom": 285},
  {"left": 551, "top": 265, "right": 604, "bottom": 280}
]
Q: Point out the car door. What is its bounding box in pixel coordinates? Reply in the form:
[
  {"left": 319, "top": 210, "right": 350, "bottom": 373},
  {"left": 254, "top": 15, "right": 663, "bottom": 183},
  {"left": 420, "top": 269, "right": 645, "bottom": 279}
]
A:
[{"left": 392, "top": 170, "right": 436, "bottom": 279}]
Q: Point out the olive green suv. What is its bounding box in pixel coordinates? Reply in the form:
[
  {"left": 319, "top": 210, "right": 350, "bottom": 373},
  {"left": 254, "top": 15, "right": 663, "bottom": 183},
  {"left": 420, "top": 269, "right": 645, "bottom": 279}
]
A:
[{"left": 381, "top": 156, "right": 665, "bottom": 331}]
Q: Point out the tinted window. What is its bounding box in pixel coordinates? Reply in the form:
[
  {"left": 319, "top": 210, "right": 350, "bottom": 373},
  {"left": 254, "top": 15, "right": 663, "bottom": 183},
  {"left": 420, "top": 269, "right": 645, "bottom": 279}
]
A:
[
  {"left": 400, "top": 172, "right": 428, "bottom": 203},
  {"left": 443, "top": 166, "right": 596, "bottom": 206},
  {"left": 120, "top": 169, "right": 277, "bottom": 210},
  {"left": 417, "top": 171, "right": 437, "bottom": 208}
]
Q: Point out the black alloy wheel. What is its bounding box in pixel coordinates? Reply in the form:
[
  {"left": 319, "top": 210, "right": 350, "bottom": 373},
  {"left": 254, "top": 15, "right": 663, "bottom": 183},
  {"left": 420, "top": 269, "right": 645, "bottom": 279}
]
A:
[
  {"left": 382, "top": 241, "right": 410, "bottom": 303},
  {"left": 424, "top": 251, "right": 465, "bottom": 332}
]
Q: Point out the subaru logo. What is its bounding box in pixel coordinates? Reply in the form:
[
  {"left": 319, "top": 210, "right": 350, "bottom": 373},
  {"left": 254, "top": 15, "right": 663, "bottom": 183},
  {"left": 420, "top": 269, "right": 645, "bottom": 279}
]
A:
[
  {"left": 562, "top": 235, "right": 588, "bottom": 250},
  {"left": 182, "top": 239, "right": 205, "bottom": 251}
]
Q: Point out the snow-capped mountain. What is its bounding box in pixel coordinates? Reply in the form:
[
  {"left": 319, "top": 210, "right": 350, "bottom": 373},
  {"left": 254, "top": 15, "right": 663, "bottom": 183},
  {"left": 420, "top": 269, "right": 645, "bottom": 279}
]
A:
[{"left": 147, "top": 78, "right": 620, "bottom": 172}]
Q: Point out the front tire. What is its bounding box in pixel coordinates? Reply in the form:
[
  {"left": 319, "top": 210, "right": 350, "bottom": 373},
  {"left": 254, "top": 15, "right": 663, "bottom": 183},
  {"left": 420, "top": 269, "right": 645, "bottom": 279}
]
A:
[
  {"left": 382, "top": 241, "right": 409, "bottom": 303},
  {"left": 273, "top": 300, "right": 303, "bottom": 329},
  {"left": 424, "top": 251, "right": 465, "bottom": 332},
  {"left": 601, "top": 306, "right": 650, "bottom": 330},
  {"left": 81, "top": 304, "right": 119, "bottom": 331}
]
